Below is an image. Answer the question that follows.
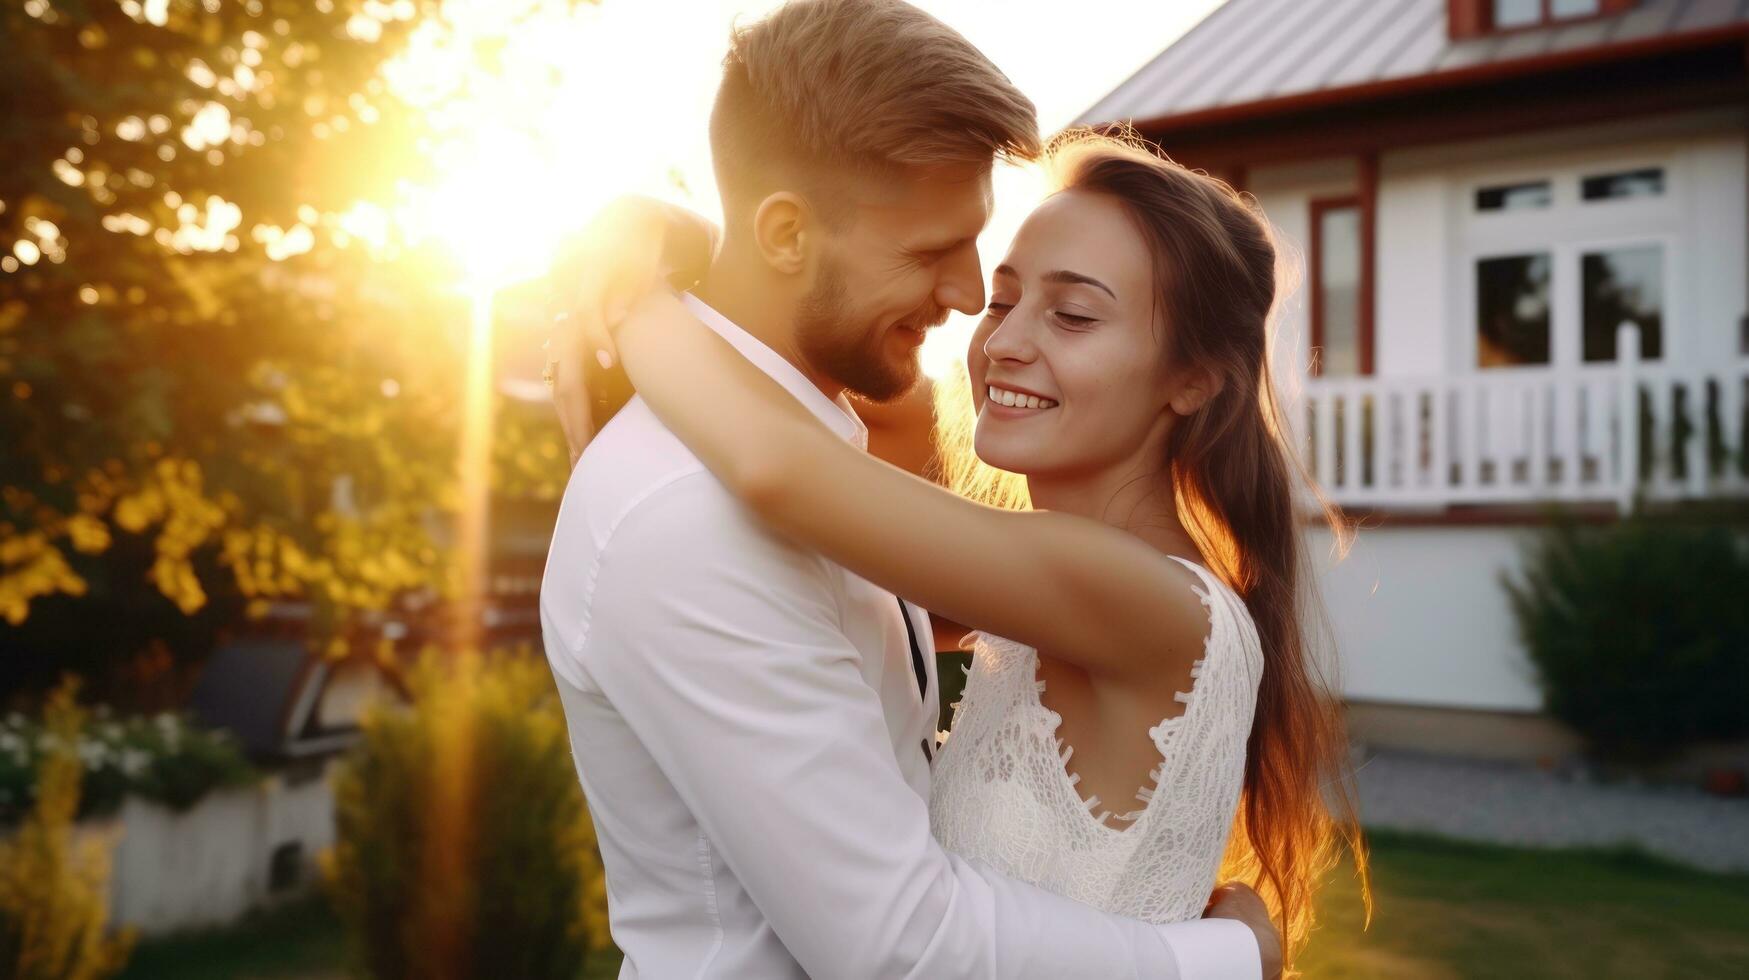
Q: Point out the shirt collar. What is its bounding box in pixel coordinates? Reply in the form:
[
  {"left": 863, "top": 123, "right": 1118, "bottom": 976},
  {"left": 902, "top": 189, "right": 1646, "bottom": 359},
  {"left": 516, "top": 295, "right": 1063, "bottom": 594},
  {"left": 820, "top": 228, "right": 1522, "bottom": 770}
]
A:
[{"left": 681, "top": 293, "right": 868, "bottom": 451}]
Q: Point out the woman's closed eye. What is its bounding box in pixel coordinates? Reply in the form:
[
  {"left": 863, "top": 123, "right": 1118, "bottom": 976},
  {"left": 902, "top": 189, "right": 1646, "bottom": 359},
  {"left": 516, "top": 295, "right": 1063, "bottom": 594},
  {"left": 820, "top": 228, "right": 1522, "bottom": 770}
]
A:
[{"left": 984, "top": 301, "right": 1097, "bottom": 330}]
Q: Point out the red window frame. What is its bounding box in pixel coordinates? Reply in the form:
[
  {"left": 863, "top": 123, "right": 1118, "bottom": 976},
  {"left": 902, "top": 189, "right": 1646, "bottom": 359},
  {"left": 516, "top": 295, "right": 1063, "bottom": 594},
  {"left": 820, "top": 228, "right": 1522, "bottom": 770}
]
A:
[
  {"left": 1449, "top": 0, "right": 1631, "bottom": 39},
  {"left": 1308, "top": 155, "right": 1377, "bottom": 378}
]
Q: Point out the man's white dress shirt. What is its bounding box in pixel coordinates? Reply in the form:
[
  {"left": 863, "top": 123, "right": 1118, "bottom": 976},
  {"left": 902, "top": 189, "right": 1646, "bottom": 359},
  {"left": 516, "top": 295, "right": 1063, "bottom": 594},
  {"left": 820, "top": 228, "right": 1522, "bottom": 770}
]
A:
[{"left": 539, "top": 295, "right": 1260, "bottom": 979}]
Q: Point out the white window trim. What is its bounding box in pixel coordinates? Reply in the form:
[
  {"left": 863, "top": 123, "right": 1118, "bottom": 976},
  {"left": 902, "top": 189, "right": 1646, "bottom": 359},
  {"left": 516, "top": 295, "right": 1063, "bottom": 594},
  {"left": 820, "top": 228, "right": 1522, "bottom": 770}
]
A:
[
  {"left": 1464, "top": 234, "right": 1678, "bottom": 371},
  {"left": 1452, "top": 150, "right": 1684, "bottom": 373}
]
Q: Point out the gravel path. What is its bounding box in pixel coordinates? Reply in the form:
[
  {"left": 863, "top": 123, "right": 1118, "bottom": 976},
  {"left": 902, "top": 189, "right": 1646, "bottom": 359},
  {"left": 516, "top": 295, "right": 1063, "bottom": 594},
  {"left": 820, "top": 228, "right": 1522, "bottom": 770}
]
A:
[{"left": 1354, "top": 750, "right": 1749, "bottom": 874}]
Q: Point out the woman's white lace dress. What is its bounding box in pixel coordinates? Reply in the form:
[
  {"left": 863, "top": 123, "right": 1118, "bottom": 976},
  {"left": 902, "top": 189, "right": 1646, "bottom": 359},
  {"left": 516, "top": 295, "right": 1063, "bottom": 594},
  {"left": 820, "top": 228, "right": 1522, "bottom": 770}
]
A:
[{"left": 928, "top": 556, "right": 1263, "bottom": 924}]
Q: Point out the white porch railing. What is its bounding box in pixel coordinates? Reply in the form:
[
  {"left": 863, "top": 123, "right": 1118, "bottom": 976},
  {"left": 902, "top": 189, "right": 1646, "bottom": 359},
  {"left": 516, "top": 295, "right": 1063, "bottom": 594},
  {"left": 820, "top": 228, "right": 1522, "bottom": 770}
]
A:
[{"left": 1295, "top": 324, "right": 1749, "bottom": 514}]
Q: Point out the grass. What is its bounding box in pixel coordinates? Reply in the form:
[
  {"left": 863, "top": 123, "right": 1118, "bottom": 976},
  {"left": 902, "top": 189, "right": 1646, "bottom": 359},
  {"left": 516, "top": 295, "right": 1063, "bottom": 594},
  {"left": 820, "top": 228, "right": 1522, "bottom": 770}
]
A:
[
  {"left": 117, "top": 896, "right": 625, "bottom": 980},
  {"left": 1299, "top": 828, "right": 1749, "bottom": 978},
  {"left": 117, "top": 897, "right": 349, "bottom": 980},
  {"left": 117, "top": 830, "right": 1749, "bottom": 979}
]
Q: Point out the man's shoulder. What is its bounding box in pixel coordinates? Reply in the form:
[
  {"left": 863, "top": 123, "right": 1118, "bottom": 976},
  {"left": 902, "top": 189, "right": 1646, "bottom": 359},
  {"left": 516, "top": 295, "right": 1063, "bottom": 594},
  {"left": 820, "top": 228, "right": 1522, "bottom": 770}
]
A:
[
  {"left": 553, "top": 398, "right": 784, "bottom": 558},
  {"left": 542, "top": 401, "right": 794, "bottom": 675},
  {"left": 562, "top": 398, "right": 714, "bottom": 519},
  {"left": 545, "top": 409, "right": 839, "bottom": 652}
]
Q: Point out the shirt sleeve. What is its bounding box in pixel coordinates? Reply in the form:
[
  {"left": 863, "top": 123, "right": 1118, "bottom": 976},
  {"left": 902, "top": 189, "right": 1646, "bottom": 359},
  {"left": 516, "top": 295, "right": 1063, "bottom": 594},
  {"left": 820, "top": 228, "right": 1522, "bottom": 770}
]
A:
[
  {"left": 572, "top": 477, "right": 1261, "bottom": 980},
  {"left": 1163, "top": 919, "right": 1262, "bottom": 980}
]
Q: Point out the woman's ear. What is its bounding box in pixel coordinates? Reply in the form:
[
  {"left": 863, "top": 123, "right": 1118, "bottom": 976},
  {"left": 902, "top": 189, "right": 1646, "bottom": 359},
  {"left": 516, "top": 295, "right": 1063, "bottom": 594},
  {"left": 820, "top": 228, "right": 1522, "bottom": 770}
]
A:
[
  {"left": 1170, "top": 366, "right": 1225, "bottom": 417},
  {"left": 751, "top": 192, "right": 812, "bottom": 275}
]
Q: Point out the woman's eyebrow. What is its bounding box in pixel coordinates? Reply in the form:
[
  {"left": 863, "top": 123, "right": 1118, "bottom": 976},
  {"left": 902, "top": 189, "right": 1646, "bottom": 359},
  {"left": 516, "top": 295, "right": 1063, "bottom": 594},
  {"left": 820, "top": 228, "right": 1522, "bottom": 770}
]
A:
[
  {"left": 992, "top": 264, "right": 1114, "bottom": 300},
  {"left": 1042, "top": 270, "right": 1116, "bottom": 299}
]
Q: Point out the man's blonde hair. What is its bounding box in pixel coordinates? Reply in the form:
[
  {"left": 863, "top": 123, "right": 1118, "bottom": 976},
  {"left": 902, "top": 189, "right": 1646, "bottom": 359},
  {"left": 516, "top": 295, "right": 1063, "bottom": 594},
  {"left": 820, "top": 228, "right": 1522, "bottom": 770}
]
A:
[{"left": 710, "top": 0, "right": 1040, "bottom": 210}]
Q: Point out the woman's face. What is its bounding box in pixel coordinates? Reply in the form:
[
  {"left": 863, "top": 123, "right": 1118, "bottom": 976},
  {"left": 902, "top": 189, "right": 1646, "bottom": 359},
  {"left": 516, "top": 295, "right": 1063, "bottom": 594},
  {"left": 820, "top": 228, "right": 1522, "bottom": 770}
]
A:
[{"left": 968, "top": 189, "right": 1177, "bottom": 481}]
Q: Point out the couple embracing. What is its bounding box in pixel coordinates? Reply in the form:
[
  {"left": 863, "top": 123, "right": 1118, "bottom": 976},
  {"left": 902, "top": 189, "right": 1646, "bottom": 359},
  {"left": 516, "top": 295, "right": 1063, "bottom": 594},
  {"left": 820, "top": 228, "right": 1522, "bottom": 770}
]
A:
[{"left": 539, "top": 1, "right": 1367, "bottom": 977}]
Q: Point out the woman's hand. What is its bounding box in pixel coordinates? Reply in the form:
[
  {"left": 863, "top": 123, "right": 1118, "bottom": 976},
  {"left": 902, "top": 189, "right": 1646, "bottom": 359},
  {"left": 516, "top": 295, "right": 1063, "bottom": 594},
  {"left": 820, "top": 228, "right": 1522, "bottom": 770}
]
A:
[
  {"left": 546, "top": 196, "right": 718, "bottom": 466},
  {"left": 1205, "top": 882, "right": 1282, "bottom": 979}
]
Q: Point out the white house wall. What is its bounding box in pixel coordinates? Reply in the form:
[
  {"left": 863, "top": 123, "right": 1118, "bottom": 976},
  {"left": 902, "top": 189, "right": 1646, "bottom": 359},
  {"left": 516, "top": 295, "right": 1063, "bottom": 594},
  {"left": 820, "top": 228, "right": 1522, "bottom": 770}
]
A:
[
  {"left": 1308, "top": 524, "right": 1544, "bottom": 711},
  {"left": 1376, "top": 172, "right": 1449, "bottom": 377},
  {"left": 1683, "top": 132, "right": 1749, "bottom": 366}
]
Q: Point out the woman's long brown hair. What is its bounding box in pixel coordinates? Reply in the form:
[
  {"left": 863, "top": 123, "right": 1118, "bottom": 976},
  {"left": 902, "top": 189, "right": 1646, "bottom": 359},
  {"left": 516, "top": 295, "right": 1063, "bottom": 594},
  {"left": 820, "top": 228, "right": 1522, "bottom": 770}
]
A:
[{"left": 934, "top": 129, "right": 1371, "bottom": 971}]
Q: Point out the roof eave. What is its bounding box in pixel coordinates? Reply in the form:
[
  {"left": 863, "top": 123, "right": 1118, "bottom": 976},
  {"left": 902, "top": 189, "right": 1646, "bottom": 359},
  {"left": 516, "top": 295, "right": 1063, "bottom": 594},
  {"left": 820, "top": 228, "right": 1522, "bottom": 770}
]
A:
[{"left": 1080, "top": 21, "right": 1749, "bottom": 138}]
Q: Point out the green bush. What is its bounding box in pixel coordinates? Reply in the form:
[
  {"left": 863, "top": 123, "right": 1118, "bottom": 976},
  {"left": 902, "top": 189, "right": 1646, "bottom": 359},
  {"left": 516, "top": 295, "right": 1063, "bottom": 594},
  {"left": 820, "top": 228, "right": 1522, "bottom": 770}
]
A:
[
  {"left": 0, "top": 677, "right": 137, "bottom": 980},
  {"left": 324, "top": 650, "right": 609, "bottom": 980},
  {"left": 0, "top": 707, "right": 255, "bottom": 825},
  {"left": 1504, "top": 519, "right": 1749, "bottom": 764}
]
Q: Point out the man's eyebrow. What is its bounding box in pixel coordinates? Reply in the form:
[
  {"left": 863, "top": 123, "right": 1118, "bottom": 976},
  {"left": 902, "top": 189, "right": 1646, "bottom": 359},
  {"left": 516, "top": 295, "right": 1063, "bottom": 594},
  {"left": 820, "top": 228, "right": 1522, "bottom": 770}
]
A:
[{"left": 994, "top": 264, "right": 1117, "bottom": 300}]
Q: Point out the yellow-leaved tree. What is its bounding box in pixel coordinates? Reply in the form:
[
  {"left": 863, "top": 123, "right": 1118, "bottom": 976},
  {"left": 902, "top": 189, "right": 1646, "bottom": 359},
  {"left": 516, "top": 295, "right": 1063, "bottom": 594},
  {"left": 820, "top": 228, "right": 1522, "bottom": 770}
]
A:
[{"left": 0, "top": 1, "right": 575, "bottom": 700}]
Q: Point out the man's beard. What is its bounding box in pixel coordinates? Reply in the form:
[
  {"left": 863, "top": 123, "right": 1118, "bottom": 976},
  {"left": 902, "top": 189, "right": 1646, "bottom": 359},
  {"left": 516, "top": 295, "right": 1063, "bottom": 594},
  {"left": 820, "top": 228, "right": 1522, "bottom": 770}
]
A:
[{"left": 795, "top": 257, "right": 936, "bottom": 404}]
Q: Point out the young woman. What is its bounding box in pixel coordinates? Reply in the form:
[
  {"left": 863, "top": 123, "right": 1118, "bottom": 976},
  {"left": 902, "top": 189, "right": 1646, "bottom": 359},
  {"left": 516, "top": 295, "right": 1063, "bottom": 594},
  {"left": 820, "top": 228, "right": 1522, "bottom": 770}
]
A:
[{"left": 554, "top": 132, "right": 1368, "bottom": 971}]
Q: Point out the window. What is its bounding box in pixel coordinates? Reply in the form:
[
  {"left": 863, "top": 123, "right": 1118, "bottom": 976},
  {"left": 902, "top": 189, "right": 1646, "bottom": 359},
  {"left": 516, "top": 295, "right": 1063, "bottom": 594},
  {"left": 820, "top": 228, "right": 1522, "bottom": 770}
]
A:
[
  {"left": 1492, "top": 0, "right": 1542, "bottom": 27},
  {"left": 1476, "top": 253, "right": 1551, "bottom": 368},
  {"left": 1581, "top": 167, "right": 1664, "bottom": 202},
  {"left": 1582, "top": 244, "right": 1663, "bottom": 362},
  {"left": 1312, "top": 201, "right": 1364, "bottom": 376},
  {"left": 1476, "top": 180, "right": 1551, "bottom": 212},
  {"left": 1491, "top": 0, "right": 1602, "bottom": 29},
  {"left": 1464, "top": 158, "right": 1673, "bottom": 370}
]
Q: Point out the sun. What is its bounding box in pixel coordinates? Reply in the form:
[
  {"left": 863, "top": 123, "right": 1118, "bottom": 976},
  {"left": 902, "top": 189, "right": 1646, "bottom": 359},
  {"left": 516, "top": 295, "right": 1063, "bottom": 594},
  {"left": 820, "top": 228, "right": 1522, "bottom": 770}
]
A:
[{"left": 378, "top": 0, "right": 740, "bottom": 294}]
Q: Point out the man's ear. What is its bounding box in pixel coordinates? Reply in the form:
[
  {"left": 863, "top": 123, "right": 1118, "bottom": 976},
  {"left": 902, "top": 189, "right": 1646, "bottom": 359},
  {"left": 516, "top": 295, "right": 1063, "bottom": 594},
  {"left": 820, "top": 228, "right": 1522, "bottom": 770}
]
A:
[
  {"left": 751, "top": 192, "right": 812, "bottom": 275},
  {"left": 1170, "top": 365, "right": 1225, "bottom": 417}
]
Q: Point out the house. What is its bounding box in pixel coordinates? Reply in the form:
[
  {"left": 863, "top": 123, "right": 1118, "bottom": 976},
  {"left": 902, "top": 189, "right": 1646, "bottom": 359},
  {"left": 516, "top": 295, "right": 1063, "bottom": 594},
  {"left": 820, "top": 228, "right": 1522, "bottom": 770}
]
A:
[{"left": 1079, "top": 0, "right": 1749, "bottom": 759}]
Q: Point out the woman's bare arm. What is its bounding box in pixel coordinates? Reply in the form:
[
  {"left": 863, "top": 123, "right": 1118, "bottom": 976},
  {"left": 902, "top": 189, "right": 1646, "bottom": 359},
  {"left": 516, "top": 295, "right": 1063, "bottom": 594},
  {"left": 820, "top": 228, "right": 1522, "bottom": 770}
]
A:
[{"left": 612, "top": 292, "right": 1211, "bottom": 681}]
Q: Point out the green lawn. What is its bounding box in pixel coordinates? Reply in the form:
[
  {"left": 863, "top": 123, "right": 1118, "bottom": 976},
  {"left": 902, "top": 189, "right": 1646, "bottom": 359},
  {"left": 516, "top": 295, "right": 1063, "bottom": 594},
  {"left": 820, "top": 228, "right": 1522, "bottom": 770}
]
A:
[
  {"left": 1300, "top": 829, "right": 1749, "bottom": 978},
  {"left": 117, "top": 898, "right": 624, "bottom": 980},
  {"left": 119, "top": 830, "right": 1749, "bottom": 979},
  {"left": 117, "top": 897, "right": 349, "bottom": 980}
]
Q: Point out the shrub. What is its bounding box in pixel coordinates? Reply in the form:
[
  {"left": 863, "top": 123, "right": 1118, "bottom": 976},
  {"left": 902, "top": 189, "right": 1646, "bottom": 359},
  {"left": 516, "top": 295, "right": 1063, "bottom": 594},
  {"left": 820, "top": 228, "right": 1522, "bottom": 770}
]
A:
[
  {"left": 0, "top": 677, "right": 137, "bottom": 980},
  {"left": 0, "top": 707, "right": 255, "bottom": 825},
  {"left": 1504, "top": 518, "right": 1749, "bottom": 764},
  {"left": 324, "top": 650, "right": 609, "bottom": 980}
]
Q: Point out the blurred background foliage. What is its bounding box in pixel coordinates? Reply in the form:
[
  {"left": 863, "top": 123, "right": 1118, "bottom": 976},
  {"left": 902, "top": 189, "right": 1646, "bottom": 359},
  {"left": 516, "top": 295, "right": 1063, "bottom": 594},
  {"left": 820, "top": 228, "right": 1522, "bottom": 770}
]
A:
[
  {"left": 0, "top": 702, "right": 256, "bottom": 825},
  {"left": 0, "top": 0, "right": 577, "bottom": 707},
  {"left": 0, "top": 678, "right": 137, "bottom": 980},
  {"left": 324, "top": 650, "right": 610, "bottom": 980},
  {"left": 1506, "top": 517, "right": 1749, "bottom": 766}
]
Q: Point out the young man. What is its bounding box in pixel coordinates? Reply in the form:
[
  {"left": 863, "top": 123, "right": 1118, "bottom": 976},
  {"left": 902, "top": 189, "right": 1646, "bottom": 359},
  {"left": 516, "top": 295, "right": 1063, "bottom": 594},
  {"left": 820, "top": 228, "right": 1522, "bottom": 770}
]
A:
[{"left": 539, "top": 2, "right": 1279, "bottom": 976}]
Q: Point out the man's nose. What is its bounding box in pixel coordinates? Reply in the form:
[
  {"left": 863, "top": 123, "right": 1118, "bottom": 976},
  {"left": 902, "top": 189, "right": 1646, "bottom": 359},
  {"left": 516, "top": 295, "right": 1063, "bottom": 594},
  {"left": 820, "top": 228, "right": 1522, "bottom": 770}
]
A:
[{"left": 934, "top": 245, "right": 985, "bottom": 317}]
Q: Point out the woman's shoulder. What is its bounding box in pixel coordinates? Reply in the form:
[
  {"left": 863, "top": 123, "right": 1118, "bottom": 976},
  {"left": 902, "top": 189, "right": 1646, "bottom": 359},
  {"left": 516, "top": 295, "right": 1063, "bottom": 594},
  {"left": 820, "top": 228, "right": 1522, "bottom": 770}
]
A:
[
  {"left": 1159, "top": 554, "right": 1229, "bottom": 615},
  {"left": 1141, "top": 551, "right": 1228, "bottom": 655},
  {"left": 1113, "top": 550, "right": 1264, "bottom": 698},
  {"left": 1160, "top": 555, "right": 1265, "bottom": 686}
]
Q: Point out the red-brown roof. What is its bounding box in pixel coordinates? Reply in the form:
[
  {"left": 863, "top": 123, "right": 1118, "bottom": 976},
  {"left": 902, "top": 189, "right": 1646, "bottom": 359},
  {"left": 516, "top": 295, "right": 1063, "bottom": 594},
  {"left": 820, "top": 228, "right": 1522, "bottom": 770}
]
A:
[{"left": 1078, "top": 0, "right": 1749, "bottom": 129}]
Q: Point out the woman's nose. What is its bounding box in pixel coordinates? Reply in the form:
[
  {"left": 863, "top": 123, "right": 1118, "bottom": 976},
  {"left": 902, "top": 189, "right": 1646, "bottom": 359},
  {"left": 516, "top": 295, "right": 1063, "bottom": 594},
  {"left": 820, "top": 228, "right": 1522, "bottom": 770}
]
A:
[{"left": 982, "top": 309, "right": 1037, "bottom": 363}]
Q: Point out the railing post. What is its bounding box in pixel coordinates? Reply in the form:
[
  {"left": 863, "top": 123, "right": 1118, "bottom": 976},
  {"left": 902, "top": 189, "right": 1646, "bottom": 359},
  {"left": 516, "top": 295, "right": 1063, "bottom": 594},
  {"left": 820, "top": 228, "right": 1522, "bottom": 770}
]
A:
[{"left": 1616, "top": 321, "right": 1641, "bottom": 516}]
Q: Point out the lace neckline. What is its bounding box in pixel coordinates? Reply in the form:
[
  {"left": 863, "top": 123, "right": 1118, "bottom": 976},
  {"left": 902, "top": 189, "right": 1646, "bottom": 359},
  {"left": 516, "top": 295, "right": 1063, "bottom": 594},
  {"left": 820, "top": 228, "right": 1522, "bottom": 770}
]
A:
[
  {"left": 930, "top": 552, "right": 1259, "bottom": 924},
  {"left": 994, "top": 554, "right": 1225, "bottom": 838}
]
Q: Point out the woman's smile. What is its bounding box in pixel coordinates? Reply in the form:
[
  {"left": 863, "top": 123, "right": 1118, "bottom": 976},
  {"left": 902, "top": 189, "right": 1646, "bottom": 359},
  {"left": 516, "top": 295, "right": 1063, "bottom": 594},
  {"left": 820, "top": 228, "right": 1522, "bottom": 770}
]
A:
[{"left": 983, "top": 384, "right": 1059, "bottom": 413}]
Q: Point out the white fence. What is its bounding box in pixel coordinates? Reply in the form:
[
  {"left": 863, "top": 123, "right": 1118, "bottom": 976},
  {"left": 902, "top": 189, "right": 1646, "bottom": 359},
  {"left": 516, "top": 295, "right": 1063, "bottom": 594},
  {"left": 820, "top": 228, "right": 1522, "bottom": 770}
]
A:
[
  {"left": 64, "top": 762, "right": 337, "bottom": 937},
  {"left": 1297, "top": 324, "right": 1749, "bottom": 513}
]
